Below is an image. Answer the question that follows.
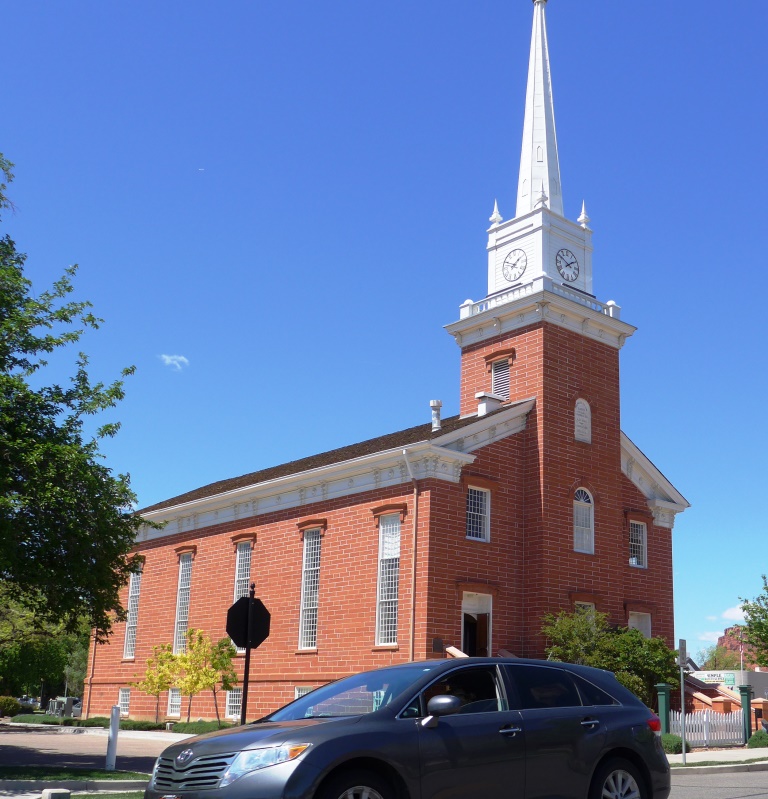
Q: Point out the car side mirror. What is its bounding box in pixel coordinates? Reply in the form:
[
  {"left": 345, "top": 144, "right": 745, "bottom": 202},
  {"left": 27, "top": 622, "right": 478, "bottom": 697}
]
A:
[{"left": 421, "top": 694, "right": 462, "bottom": 728}]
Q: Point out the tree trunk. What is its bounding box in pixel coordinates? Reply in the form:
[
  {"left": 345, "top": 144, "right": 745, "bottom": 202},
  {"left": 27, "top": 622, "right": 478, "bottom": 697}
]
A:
[
  {"left": 186, "top": 695, "right": 192, "bottom": 723},
  {"left": 212, "top": 688, "right": 221, "bottom": 728}
]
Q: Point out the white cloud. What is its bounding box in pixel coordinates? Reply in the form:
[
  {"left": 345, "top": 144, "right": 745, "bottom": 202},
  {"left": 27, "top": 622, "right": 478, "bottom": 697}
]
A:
[
  {"left": 698, "top": 631, "right": 722, "bottom": 643},
  {"left": 722, "top": 606, "right": 745, "bottom": 622},
  {"left": 160, "top": 354, "right": 190, "bottom": 371},
  {"left": 706, "top": 615, "right": 718, "bottom": 621}
]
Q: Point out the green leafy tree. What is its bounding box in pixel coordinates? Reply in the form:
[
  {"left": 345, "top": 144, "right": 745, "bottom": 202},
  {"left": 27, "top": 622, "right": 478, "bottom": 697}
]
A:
[
  {"left": 176, "top": 630, "right": 220, "bottom": 723},
  {"left": 0, "top": 152, "right": 155, "bottom": 640},
  {"left": 696, "top": 644, "right": 741, "bottom": 671},
  {"left": 542, "top": 609, "right": 678, "bottom": 708},
  {"left": 135, "top": 643, "right": 177, "bottom": 723},
  {"left": 741, "top": 575, "right": 768, "bottom": 668},
  {"left": 210, "top": 637, "right": 238, "bottom": 727}
]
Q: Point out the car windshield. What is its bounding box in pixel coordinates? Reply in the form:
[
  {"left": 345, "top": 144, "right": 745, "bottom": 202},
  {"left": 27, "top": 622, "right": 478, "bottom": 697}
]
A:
[{"left": 264, "top": 664, "right": 441, "bottom": 721}]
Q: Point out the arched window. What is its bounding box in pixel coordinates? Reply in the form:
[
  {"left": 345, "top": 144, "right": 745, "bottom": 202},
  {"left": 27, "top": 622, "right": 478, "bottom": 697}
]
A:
[
  {"left": 574, "top": 399, "right": 591, "bottom": 443},
  {"left": 573, "top": 488, "right": 594, "bottom": 554}
]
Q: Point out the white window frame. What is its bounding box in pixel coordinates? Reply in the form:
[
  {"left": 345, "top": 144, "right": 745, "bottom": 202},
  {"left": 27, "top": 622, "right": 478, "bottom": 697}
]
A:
[
  {"left": 466, "top": 487, "right": 491, "bottom": 542},
  {"left": 167, "top": 688, "right": 181, "bottom": 717},
  {"left": 375, "top": 513, "right": 401, "bottom": 646},
  {"left": 491, "top": 359, "right": 510, "bottom": 400},
  {"left": 574, "top": 601, "right": 596, "bottom": 614},
  {"left": 123, "top": 568, "right": 142, "bottom": 659},
  {"left": 573, "top": 488, "right": 594, "bottom": 554},
  {"left": 233, "top": 542, "right": 252, "bottom": 653},
  {"left": 118, "top": 687, "right": 130, "bottom": 717},
  {"left": 629, "top": 521, "right": 647, "bottom": 568},
  {"left": 628, "top": 611, "right": 652, "bottom": 639},
  {"left": 298, "top": 529, "right": 322, "bottom": 650},
  {"left": 295, "top": 686, "right": 313, "bottom": 700},
  {"left": 226, "top": 687, "right": 242, "bottom": 719},
  {"left": 173, "top": 553, "right": 193, "bottom": 654}
]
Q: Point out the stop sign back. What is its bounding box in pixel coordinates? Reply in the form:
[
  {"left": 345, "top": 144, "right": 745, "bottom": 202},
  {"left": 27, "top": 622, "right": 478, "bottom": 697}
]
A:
[{"left": 226, "top": 596, "right": 271, "bottom": 649}]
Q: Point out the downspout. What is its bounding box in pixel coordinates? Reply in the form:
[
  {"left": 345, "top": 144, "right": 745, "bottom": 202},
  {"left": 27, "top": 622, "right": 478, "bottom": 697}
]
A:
[{"left": 402, "top": 449, "right": 419, "bottom": 662}]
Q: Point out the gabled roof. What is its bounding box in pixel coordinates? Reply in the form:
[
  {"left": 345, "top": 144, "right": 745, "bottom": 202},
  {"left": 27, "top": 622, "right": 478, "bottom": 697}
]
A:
[{"left": 139, "top": 410, "right": 497, "bottom": 515}]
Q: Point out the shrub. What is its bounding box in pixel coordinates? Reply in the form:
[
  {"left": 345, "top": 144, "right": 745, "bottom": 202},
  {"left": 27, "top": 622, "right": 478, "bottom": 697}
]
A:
[
  {"left": 78, "top": 716, "right": 110, "bottom": 727},
  {"left": 120, "top": 719, "right": 165, "bottom": 731},
  {"left": 661, "top": 733, "right": 691, "bottom": 754},
  {"left": 0, "top": 697, "right": 22, "bottom": 717},
  {"left": 172, "top": 720, "right": 234, "bottom": 735},
  {"left": 747, "top": 729, "right": 768, "bottom": 748}
]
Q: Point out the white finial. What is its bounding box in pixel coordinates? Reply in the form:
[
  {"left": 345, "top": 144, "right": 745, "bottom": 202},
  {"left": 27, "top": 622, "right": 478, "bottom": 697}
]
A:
[
  {"left": 489, "top": 199, "right": 503, "bottom": 226},
  {"left": 534, "top": 181, "right": 549, "bottom": 209},
  {"left": 578, "top": 200, "right": 590, "bottom": 228}
]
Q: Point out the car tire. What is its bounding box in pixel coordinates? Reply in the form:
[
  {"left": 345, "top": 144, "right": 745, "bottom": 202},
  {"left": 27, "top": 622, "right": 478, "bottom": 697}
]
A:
[
  {"left": 589, "top": 758, "right": 647, "bottom": 799},
  {"left": 317, "top": 769, "right": 395, "bottom": 799}
]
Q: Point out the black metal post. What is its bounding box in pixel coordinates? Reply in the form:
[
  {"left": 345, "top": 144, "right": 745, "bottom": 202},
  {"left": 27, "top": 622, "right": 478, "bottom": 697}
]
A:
[{"left": 239, "top": 583, "right": 255, "bottom": 726}]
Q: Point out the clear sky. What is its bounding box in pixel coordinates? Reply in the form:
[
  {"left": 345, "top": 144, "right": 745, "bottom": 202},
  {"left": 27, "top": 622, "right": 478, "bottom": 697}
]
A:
[{"left": 2, "top": 0, "right": 766, "bottom": 659}]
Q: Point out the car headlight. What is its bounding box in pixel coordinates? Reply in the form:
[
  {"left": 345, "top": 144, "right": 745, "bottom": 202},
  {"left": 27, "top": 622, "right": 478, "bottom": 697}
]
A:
[{"left": 220, "top": 744, "right": 311, "bottom": 786}]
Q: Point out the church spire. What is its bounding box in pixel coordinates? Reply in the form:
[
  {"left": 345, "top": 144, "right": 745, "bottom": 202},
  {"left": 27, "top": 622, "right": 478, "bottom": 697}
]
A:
[{"left": 515, "top": 0, "right": 563, "bottom": 218}]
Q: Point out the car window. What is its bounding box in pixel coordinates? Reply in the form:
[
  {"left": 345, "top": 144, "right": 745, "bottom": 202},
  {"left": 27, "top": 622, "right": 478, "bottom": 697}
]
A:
[
  {"left": 403, "top": 666, "right": 507, "bottom": 717},
  {"left": 506, "top": 665, "right": 582, "bottom": 709},
  {"left": 571, "top": 673, "right": 619, "bottom": 706}
]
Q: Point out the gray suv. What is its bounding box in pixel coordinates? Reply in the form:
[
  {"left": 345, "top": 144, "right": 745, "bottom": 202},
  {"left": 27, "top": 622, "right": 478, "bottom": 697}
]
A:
[{"left": 146, "top": 657, "right": 670, "bottom": 799}]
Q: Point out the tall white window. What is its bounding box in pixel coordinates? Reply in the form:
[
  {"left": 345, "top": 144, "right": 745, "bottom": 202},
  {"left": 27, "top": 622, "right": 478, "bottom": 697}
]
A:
[
  {"left": 173, "top": 553, "right": 193, "bottom": 654},
  {"left": 491, "top": 359, "right": 510, "bottom": 399},
  {"left": 167, "top": 688, "right": 181, "bottom": 717},
  {"left": 466, "top": 487, "right": 490, "bottom": 542},
  {"left": 226, "top": 688, "right": 242, "bottom": 719},
  {"left": 118, "top": 687, "right": 130, "bottom": 717},
  {"left": 233, "top": 542, "right": 252, "bottom": 653},
  {"left": 629, "top": 521, "right": 647, "bottom": 568},
  {"left": 123, "top": 568, "right": 142, "bottom": 659},
  {"left": 628, "top": 612, "right": 652, "bottom": 639},
  {"left": 573, "top": 488, "right": 594, "bottom": 553},
  {"left": 376, "top": 514, "right": 401, "bottom": 645},
  {"left": 298, "top": 529, "right": 322, "bottom": 650}
]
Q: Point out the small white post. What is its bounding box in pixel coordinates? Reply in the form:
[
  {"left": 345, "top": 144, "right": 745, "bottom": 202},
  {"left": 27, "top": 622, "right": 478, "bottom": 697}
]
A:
[
  {"left": 105, "top": 705, "right": 120, "bottom": 771},
  {"left": 679, "top": 639, "right": 687, "bottom": 766}
]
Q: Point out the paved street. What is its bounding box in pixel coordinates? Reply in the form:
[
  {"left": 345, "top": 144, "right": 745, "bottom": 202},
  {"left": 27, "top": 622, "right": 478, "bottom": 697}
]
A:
[
  {"left": 0, "top": 725, "right": 184, "bottom": 774},
  {"left": 671, "top": 771, "right": 768, "bottom": 798}
]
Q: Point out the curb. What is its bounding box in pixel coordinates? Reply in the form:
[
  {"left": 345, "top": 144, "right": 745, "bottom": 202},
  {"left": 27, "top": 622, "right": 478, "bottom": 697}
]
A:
[
  {"left": 671, "top": 761, "right": 768, "bottom": 775},
  {"left": 0, "top": 779, "right": 148, "bottom": 790}
]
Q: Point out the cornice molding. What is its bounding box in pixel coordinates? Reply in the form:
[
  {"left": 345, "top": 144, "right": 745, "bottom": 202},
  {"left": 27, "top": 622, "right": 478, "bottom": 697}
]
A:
[
  {"left": 137, "top": 402, "right": 535, "bottom": 543},
  {"left": 446, "top": 282, "right": 635, "bottom": 351},
  {"left": 621, "top": 432, "right": 690, "bottom": 529}
]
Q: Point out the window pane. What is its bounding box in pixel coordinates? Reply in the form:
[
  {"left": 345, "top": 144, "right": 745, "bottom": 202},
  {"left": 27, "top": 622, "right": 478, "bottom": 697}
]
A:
[
  {"left": 423, "top": 667, "right": 504, "bottom": 714},
  {"left": 173, "top": 554, "right": 192, "bottom": 654},
  {"left": 299, "top": 529, "right": 322, "bottom": 649},
  {"left": 376, "top": 514, "right": 401, "bottom": 645},
  {"left": 572, "top": 674, "right": 618, "bottom": 706},
  {"left": 466, "top": 488, "right": 489, "bottom": 541},
  {"left": 573, "top": 490, "right": 593, "bottom": 553},
  {"left": 167, "top": 688, "right": 181, "bottom": 717},
  {"left": 508, "top": 665, "right": 582, "bottom": 709},
  {"left": 226, "top": 688, "right": 242, "bottom": 719},
  {"left": 123, "top": 569, "right": 142, "bottom": 659},
  {"left": 629, "top": 521, "right": 647, "bottom": 567}
]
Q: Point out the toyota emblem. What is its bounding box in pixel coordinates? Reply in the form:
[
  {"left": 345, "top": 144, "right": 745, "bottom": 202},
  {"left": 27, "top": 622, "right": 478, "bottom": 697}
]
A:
[{"left": 176, "top": 748, "right": 194, "bottom": 765}]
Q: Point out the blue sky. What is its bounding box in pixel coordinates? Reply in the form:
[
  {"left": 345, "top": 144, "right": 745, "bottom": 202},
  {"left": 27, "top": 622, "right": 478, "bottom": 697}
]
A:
[{"left": 2, "top": 0, "right": 766, "bottom": 657}]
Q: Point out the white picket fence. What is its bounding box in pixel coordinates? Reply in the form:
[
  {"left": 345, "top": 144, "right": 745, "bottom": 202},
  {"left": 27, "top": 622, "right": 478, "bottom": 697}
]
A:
[{"left": 669, "top": 709, "right": 744, "bottom": 746}]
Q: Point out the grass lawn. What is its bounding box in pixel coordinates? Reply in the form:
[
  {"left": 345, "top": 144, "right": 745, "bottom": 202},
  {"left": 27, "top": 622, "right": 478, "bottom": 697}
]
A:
[{"left": 0, "top": 765, "right": 149, "bottom": 780}]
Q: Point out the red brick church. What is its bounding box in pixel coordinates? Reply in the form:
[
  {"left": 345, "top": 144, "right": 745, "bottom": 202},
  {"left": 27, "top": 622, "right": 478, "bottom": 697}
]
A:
[{"left": 84, "top": 0, "right": 689, "bottom": 722}]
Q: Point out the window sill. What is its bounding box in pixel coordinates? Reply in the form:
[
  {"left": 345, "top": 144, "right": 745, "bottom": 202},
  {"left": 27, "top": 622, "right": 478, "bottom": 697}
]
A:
[
  {"left": 372, "top": 644, "right": 399, "bottom": 651},
  {"left": 573, "top": 548, "right": 595, "bottom": 555},
  {"left": 296, "top": 648, "right": 318, "bottom": 655},
  {"left": 465, "top": 536, "right": 490, "bottom": 543},
  {"left": 628, "top": 563, "right": 648, "bottom": 569}
]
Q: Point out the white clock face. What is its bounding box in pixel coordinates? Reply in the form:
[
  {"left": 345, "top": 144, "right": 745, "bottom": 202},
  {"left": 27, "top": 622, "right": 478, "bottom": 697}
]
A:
[
  {"left": 502, "top": 249, "right": 527, "bottom": 282},
  {"left": 556, "top": 248, "right": 579, "bottom": 282}
]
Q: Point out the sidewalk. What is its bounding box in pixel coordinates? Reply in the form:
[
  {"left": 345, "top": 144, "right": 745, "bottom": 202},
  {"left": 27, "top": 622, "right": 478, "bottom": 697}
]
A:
[{"left": 667, "top": 746, "right": 768, "bottom": 774}]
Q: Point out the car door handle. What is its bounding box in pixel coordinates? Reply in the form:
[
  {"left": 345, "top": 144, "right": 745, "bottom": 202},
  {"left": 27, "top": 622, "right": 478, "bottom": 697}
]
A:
[
  {"left": 581, "top": 719, "right": 600, "bottom": 729},
  {"left": 499, "top": 726, "right": 523, "bottom": 737}
]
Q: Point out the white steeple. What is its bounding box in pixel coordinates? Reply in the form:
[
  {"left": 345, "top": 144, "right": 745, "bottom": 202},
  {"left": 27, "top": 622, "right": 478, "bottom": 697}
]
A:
[{"left": 515, "top": 0, "right": 563, "bottom": 218}]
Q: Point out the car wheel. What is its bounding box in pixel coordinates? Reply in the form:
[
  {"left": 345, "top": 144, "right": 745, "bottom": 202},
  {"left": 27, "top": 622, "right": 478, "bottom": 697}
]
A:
[
  {"left": 590, "top": 758, "right": 647, "bottom": 799},
  {"left": 317, "top": 770, "right": 395, "bottom": 799}
]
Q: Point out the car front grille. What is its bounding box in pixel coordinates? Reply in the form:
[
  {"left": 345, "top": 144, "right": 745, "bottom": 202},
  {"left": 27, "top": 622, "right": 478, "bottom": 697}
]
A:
[{"left": 153, "top": 752, "right": 238, "bottom": 791}]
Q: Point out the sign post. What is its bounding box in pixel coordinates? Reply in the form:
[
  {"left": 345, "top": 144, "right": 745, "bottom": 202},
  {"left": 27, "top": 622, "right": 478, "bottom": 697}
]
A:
[
  {"left": 678, "top": 639, "right": 687, "bottom": 766},
  {"left": 226, "top": 584, "right": 271, "bottom": 726}
]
